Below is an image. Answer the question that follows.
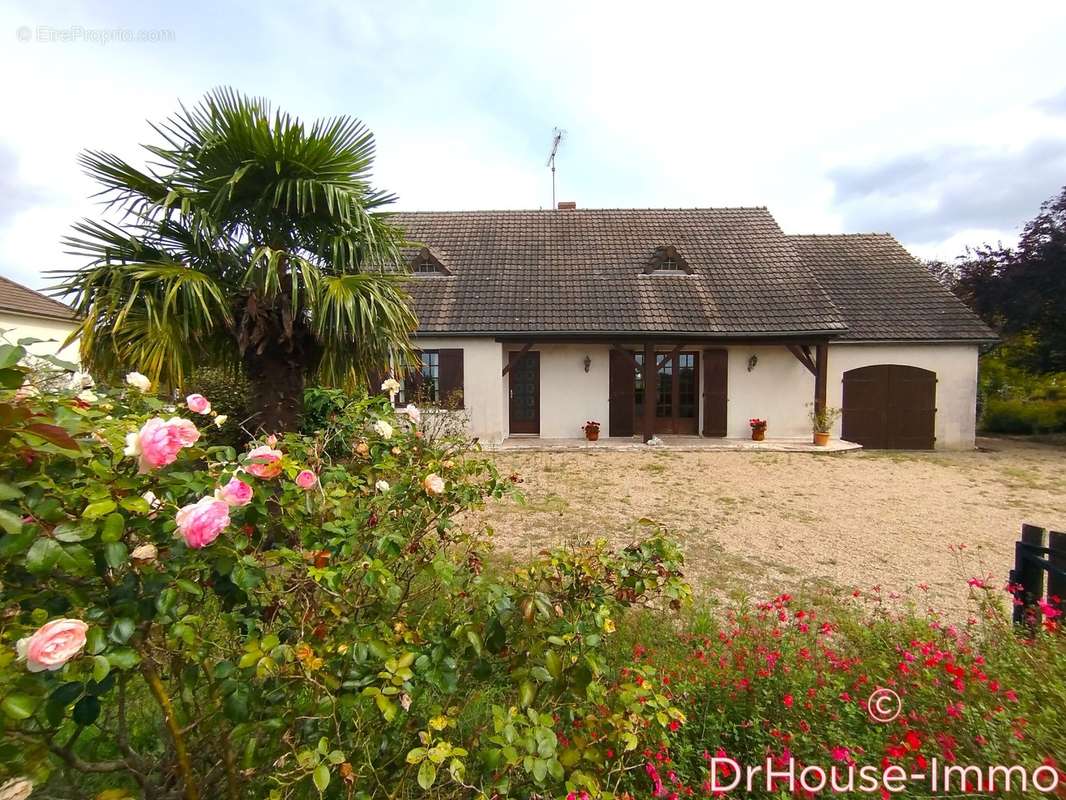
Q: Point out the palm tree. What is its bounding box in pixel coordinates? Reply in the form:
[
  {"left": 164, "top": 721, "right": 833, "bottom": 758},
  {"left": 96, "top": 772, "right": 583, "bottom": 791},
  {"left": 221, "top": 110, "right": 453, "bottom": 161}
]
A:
[{"left": 52, "top": 88, "right": 418, "bottom": 432}]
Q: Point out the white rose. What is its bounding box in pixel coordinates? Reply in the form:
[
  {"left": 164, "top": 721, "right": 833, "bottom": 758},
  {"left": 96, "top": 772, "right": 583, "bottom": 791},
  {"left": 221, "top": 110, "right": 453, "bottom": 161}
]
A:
[
  {"left": 372, "top": 420, "right": 393, "bottom": 440},
  {"left": 125, "top": 372, "right": 152, "bottom": 392},
  {"left": 130, "top": 543, "right": 157, "bottom": 561},
  {"left": 124, "top": 431, "right": 141, "bottom": 457},
  {"left": 380, "top": 377, "right": 401, "bottom": 399},
  {"left": 401, "top": 403, "right": 421, "bottom": 424},
  {"left": 76, "top": 390, "right": 98, "bottom": 403},
  {"left": 214, "top": 415, "right": 228, "bottom": 428},
  {"left": 423, "top": 473, "right": 445, "bottom": 495},
  {"left": 375, "top": 480, "right": 390, "bottom": 492}
]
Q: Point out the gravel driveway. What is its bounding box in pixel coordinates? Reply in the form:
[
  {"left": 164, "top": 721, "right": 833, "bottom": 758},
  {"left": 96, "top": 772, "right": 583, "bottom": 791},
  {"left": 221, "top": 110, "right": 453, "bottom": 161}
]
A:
[{"left": 475, "top": 438, "right": 1066, "bottom": 616}]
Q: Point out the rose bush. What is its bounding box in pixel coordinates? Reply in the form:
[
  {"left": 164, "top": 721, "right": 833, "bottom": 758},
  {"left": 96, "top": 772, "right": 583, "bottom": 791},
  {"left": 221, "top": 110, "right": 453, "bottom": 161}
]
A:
[{"left": 0, "top": 347, "right": 689, "bottom": 799}]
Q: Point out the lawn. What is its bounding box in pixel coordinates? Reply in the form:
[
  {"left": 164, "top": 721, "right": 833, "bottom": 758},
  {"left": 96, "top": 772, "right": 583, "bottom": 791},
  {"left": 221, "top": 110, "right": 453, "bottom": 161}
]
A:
[{"left": 476, "top": 437, "right": 1066, "bottom": 616}]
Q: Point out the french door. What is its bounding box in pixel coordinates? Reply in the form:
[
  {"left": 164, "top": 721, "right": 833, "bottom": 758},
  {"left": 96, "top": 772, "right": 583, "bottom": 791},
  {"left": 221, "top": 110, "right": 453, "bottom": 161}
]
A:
[{"left": 633, "top": 351, "right": 700, "bottom": 435}]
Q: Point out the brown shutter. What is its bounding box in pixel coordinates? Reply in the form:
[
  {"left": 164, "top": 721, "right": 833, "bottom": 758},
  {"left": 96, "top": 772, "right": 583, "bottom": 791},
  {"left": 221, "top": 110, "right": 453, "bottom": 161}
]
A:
[
  {"left": 437, "top": 349, "right": 464, "bottom": 408},
  {"left": 405, "top": 350, "right": 425, "bottom": 405},
  {"left": 702, "top": 349, "right": 728, "bottom": 437}
]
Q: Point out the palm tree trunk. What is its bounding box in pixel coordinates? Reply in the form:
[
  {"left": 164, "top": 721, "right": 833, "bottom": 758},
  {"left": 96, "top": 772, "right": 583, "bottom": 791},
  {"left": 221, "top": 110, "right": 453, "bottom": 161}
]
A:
[{"left": 244, "top": 346, "right": 305, "bottom": 434}]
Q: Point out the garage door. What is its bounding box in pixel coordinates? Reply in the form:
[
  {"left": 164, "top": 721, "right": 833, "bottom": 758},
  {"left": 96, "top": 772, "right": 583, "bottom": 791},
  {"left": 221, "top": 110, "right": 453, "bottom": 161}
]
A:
[{"left": 842, "top": 365, "right": 937, "bottom": 449}]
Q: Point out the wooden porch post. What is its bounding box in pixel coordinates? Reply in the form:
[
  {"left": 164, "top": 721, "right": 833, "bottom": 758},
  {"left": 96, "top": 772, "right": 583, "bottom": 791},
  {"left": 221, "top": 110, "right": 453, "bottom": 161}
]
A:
[
  {"left": 814, "top": 342, "right": 828, "bottom": 415},
  {"left": 643, "top": 342, "right": 656, "bottom": 443}
]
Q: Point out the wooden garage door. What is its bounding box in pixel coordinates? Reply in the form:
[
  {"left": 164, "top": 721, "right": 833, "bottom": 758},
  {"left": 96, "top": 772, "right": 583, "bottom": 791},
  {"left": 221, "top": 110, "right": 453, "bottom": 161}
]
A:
[{"left": 842, "top": 365, "right": 937, "bottom": 449}]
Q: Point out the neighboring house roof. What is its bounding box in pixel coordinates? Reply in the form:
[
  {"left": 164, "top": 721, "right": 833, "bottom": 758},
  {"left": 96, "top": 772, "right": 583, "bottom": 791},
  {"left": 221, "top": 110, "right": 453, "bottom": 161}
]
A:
[
  {"left": 0, "top": 274, "right": 78, "bottom": 323},
  {"left": 392, "top": 208, "right": 847, "bottom": 338},
  {"left": 788, "top": 234, "right": 996, "bottom": 342}
]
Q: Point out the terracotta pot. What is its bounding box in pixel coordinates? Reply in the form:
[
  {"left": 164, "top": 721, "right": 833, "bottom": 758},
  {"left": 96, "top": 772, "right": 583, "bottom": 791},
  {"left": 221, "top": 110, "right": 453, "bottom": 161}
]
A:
[
  {"left": 813, "top": 431, "right": 830, "bottom": 446},
  {"left": 586, "top": 429, "right": 600, "bottom": 441},
  {"left": 751, "top": 429, "right": 765, "bottom": 441}
]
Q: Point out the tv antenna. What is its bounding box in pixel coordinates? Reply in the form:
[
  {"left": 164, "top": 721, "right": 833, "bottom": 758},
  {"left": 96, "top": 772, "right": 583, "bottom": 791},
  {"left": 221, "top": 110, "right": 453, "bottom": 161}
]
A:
[{"left": 546, "top": 127, "right": 565, "bottom": 208}]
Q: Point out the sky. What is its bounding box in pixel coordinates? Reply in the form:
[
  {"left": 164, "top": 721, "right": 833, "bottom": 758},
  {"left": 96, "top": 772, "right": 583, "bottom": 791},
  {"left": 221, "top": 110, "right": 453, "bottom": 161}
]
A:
[{"left": 2, "top": 0, "right": 1066, "bottom": 291}]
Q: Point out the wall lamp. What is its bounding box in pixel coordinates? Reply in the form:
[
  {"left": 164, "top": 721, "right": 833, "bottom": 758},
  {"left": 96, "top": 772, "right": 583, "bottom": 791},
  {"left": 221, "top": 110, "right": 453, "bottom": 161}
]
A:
[
  {"left": 583, "top": 354, "right": 592, "bottom": 373},
  {"left": 747, "top": 354, "right": 758, "bottom": 372}
]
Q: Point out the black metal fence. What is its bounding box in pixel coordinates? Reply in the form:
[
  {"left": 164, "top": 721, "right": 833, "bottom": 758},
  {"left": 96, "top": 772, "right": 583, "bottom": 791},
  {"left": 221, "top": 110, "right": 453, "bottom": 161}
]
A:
[{"left": 1009, "top": 523, "right": 1066, "bottom": 626}]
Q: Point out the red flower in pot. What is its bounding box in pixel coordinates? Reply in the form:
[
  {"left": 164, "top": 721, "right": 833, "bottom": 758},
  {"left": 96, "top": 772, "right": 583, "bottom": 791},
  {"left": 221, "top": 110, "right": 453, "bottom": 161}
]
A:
[
  {"left": 749, "top": 418, "right": 767, "bottom": 441},
  {"left": 583, "top": 420, "right": 601, "bottom": 441}
]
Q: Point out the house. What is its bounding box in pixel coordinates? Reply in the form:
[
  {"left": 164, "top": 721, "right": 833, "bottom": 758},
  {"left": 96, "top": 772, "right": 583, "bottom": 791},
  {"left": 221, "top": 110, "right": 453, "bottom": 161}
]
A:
[
  {"left": 390, "top": 207, "right": 994, "bottom": 449},
  {"left": 0, "top": 274, "right": 79, "bottom": 363}
]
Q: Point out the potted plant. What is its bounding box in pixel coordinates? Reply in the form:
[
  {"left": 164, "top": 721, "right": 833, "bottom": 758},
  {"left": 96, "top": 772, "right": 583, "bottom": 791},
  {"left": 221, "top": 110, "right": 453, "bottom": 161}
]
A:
[
  {"left": 749, "top": 418, "right": 767, "bottom": 441},
  {"left": 809, "top": 404, "right": 842, "bottom": 446},
  {"left": 583, "top": 420, "right": 601, "bottom": 441}
]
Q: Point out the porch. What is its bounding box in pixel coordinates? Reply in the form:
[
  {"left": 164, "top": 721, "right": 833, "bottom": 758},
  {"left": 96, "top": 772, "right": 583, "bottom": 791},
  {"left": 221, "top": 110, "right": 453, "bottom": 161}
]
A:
[
  {"left": 491, "top": 435, "right": 861, "bottom": 453},
  {"left": 498, "top": 337, "right": 832, "bottom": 442}
]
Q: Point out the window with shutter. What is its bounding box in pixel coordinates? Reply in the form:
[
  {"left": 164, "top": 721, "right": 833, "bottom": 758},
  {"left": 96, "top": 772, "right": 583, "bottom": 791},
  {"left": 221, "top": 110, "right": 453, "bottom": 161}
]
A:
[{"left": 398, "top": 349, "right": 464, "bottom": 408}]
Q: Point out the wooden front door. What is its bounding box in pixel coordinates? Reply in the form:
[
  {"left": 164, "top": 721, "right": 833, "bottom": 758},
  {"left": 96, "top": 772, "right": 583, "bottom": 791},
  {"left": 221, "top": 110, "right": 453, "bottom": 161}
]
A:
[
  {"left": 508, "top": 350, "right": 540, "bottom": 435},
  {"left": 842, "top": 364, "right": 936, "bottom": 449},
  {"left": 702, "top": 349, "right": 728, "bottom": 437},
  {"left": 609, "top": 349, "right": 635, "bottom": 437},
  {"left": 634, "top": 350, "right": 700, "bottom": 435}
]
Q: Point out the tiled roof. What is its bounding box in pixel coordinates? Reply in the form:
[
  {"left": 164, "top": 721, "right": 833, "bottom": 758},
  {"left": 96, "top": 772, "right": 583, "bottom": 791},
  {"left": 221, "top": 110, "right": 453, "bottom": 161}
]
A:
[
  {"left": 788, "top": 234, "right": 995, "bottom": 341},
  {"left": 0, "top": 274, "right": 77, "bottom": 322},
  {"left": 391, "top": 208, "right": 847, "bottom": 338}
]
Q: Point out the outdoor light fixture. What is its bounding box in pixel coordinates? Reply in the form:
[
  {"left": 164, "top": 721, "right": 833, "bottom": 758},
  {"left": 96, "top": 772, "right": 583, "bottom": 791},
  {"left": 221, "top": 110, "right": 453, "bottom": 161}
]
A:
[
  {"left": 747, "top": 354, "right": 758, "bottom": 372},
  {"left": 583, "top": 354, "right": 591, "bottom": 373}
]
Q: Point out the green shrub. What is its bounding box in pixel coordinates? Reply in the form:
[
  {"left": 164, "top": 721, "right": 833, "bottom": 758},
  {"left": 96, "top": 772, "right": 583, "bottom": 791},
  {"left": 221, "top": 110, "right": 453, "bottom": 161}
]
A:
[
  {"left": 0, "top": 349, "right": 688, "bottom": 799},
  {"left": 981, "top": 398, "right": 1066, "bottom": 434}
]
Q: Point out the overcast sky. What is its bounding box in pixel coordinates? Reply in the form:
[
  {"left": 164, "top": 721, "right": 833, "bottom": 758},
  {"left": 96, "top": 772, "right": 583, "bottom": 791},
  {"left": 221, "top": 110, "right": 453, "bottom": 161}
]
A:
[{"left": 2, "top": 0, "right": 1066, "bottom": 291}]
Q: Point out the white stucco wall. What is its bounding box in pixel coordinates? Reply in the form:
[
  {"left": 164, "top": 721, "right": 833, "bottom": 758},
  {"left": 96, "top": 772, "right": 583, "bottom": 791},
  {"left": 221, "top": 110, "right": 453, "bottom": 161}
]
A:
[
  {"left": 826, "top": 343, "right": 979, "bottom": 449},
  {"left": 413, "top": 337, "right": 505, "bottom": 443},
  {"left": 414, "top": 337, "right": 981, "bottom": 449},
  {"left": 530, "top": 344, "right": 611, "bottom": 438},
  {"left": 0, "top": 312, "right": 80, "bottom": 364},
  {"left": 721, "top": 342, "right": 980, "bottom": 448}
]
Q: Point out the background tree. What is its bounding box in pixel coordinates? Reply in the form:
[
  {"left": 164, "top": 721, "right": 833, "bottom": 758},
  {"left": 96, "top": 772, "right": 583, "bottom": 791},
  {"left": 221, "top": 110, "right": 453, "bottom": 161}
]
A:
[
  {"left": 928, "top": 185, "right": 1066, "bottom": 373},
  {"left": 52, "top": 88, "right": 418, "bottom": 432}
]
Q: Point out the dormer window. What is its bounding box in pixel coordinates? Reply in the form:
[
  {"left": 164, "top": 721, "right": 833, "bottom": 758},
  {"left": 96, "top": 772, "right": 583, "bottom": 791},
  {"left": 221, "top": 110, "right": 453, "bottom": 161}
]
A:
[
  {"left": 644, "top": 245, "right": 692, "bottom": 275},
  {"left": 410, "top": 246, "right": 451, "bottom": 276}
]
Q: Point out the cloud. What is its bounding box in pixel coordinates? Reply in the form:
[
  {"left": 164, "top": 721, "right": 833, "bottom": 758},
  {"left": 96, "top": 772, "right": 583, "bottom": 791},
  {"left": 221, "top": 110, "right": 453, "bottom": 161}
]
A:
[
  {"left": 0, "top": 143, "right": 47, "bottom": 228},
  {"left": 1036, "top": 87, "right": 1066, "bottom": 116},
  {"left": 828, "top": 139, "right": 1066, "bottom": 244}
]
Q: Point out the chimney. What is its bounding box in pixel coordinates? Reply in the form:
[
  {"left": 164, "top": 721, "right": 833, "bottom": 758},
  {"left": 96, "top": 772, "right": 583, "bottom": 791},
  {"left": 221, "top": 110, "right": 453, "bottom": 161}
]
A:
[{"left": 557, "top": 201, "right": 576, "bottom": 210}]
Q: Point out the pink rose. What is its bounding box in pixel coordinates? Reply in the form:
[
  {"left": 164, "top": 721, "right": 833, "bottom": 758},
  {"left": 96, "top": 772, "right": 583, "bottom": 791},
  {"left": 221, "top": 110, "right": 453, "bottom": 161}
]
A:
[
  {"left": 186, "top": 393, "right": 212, "bottom": 415},
  {"left": 245, "top": 445, "right": 283, "bottom": 478},
  {"left": 16, "top": 618, "right": 88, "bottom": 672},
  {"left": 124, "top": 417, "right": 200, "bottom": 473},
  {"left": 216, "top": 477, "right": 253, "bottom": 507},
  {"left": 175, "top": 495, "right": 230, "bottom": 549},
  {"left": 423, "top": 473, "right": 445, "bottom": 495},
  {"left": 295, "top": 470, "right": 317, "bottom": 490}
]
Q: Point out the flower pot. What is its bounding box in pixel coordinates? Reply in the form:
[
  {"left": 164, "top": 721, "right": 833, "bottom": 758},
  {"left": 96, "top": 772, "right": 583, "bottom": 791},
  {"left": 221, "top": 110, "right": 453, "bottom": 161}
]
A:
[
  {"left": 585, "top": 430, "right": 599, "bottom": 442},
  {"left": 751, "top": 429, "right": 765, "bottom": 442},
  {"left": 813, "top": 431, "right": 830, "bottom": 446}
]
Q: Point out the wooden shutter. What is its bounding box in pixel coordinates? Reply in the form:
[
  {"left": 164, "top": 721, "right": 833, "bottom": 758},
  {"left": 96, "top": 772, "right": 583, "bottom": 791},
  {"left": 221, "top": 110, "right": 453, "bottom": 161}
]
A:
[
  {"left": 702, "top": 349, "right": 728, "bottom": 437},
  {"left": 405, "top": 350, "right": 425, "bottom": 405},
  {"left": 437, "top": 349, "right": 464, "bottom": 408}
]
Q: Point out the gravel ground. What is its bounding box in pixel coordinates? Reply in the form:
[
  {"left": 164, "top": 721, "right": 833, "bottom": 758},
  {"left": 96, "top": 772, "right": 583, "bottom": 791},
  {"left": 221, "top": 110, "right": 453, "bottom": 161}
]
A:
[{"left": 473, "top": 437, "right": 1066, "bottom": 616}]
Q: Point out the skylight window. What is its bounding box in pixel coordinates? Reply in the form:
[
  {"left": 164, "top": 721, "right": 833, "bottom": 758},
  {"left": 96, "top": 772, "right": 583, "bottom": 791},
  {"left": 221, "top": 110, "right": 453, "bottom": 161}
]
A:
[
  {"left": 644, "top": 245, "right": 692, "bottom": 275},
  {"left": 409, "top": 247, "right": 451, "bottom": 276}
]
